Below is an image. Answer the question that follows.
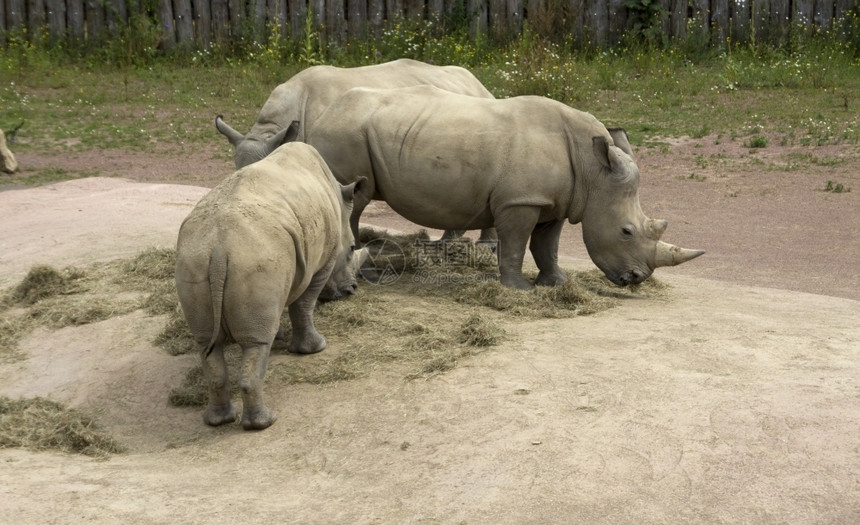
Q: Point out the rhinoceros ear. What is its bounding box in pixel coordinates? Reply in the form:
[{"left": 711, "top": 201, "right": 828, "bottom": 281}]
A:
[
  {"left": 215, "top": 115, "right": 245, "bottom": 146},
  {"left": 266, "top": 120, "right": 300, "bottom": 154},
  {"left": 608, "top": 128, "right": 634, "bottom": 159},
  {"left": 341, "top": 176, "right": 368, "bottom": 202},
  {"left": 593, "top": 135, "right": 624, "bottom": 171}
]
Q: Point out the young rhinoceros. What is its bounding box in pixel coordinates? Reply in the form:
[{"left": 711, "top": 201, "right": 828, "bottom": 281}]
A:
[
  {"left": 306, "top": 86, "right": 704, "bottom": 290},
  {"left": 175, "top": 137, "right": 359, "bottom": 430}
]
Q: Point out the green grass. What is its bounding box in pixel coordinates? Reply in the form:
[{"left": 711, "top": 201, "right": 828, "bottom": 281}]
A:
[{"left": 1, "top": 21, "right": 857, "bottom": 167}]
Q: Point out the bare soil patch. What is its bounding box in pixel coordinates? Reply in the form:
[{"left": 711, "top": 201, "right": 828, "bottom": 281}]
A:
[{"left": 0, "top": 137, "right": 858, "bottom": 523}]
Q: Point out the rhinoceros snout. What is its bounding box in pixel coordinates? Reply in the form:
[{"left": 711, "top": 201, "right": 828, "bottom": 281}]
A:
[{"left": 615, "top": 268, "right": 649, "bottom": 287}]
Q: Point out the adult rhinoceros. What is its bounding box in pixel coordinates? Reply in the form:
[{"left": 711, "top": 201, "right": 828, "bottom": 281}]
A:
[
  {"left": 215, "top": 58, "right": 494, "bottom": 169},
  {"left": 306, "top": 86, "right": 704, "bottom": 290},
  {"left": 175, "top": 136, "right": 360, "bottom": 430}
]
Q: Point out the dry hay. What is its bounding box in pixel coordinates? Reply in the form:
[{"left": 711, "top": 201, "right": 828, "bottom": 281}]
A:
[
  {"left": 1, "top": 242, "right": 670, "bottom": 434},
  {"left": 0, "top": 396, "right": 125, "bottom": 456},
  {"left": 0, "top": 248, "right": 180, "bottom": 362}
]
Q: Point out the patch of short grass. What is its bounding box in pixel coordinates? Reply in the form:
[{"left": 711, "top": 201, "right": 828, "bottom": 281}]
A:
[{"left": 0, "top": 396, "right": 124, "bottom": 456}]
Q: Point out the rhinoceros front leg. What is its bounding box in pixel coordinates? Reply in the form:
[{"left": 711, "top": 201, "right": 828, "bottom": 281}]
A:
[
  {"left": 530, "top": 220, "right": 568, "bottom": 286},
  {"left": 287, "top": 269, "right": 330, "bottom": 355},
  {"left": 202, "top": 338, "right": 238, "bottom": 427},
  {"left": 350, "top": 187, "right": 373, "bottom": 246},
  {"left": 494, "top": 205, "right": 541, "bottom": 290},
  {"left": 238, "top": 341, "right": 276, "bottom": 430}
]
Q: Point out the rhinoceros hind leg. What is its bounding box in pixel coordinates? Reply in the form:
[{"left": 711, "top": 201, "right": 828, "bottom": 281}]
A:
[
  {"left": 239, "top": 342, "right": 276, "bottom": 430},
  {"left": 531, "top": 220, "right": 568, "bottom": 286},
  {"left": 202, "top": 340, "right": 238, "bottom": 427},
  {"left": 494, "top": 206, "right": 540, "bottom": 290},
  {"left": 287, "top": 270, "right": 329, "bottom": 354}
]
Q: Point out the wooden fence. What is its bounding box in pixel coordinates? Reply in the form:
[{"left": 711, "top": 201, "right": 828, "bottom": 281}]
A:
[{"left": 1, "top": 0, "right": 857, "bottom": 50}]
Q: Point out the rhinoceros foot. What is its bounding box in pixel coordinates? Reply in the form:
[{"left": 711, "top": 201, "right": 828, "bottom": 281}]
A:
[
  {"left": 241, "top": 407, "right": 277, "bottom": 431},
  {"left": 203, "top": 402, "right": 238, "bottom": 427},
  {"left": 288, "top": 332, "right": 327, "bottom": 354},
  {"left": 535, "top": 270, "right": 568, "bottom": 287},
  {"left": 500, "top": 272, "right": 534, "bottom": 290}
]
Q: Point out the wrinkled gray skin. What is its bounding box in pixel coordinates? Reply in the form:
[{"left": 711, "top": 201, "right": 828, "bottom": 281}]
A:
[
  {"left": 214, "top": 58, "right": 497, "bottom": 243},
  {"left": 306, "top": 86, "right": 704, "bottom": 290},
  {"left": 175, "top": 139, "right": 358, "bottom": 430}
]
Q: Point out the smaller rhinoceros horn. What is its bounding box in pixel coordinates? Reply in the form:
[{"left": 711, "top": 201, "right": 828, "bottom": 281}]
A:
[
  {"left": 646, "top": 218, "right": 668, "bottom": 240},
  {"left": 654, "top": 241, "right": 705, "bottom": 268},
  {"left": 215, "top": 115, "right": 245, "bottom": 146}
]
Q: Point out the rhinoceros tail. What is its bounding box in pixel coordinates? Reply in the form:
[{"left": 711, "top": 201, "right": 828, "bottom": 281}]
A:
[{"left": 202, "top": 247, "right": 228, "bottom": 359}]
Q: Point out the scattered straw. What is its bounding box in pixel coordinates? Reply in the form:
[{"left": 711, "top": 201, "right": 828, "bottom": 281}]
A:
[{"left": 0, "top": 396, "right": 124, "bottom": 456}]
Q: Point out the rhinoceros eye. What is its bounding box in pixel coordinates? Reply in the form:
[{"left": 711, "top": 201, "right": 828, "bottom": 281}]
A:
[{"left": 621, "top": 226, "right": 634, "bottom": 236}]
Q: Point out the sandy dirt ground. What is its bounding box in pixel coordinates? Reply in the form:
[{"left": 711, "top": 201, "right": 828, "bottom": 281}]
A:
[{"left": 0, "top": 134, "right": 858, "bottom": 524}]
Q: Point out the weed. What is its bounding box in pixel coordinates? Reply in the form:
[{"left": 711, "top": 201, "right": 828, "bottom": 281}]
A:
[
  {"left": 747, "top": 135, "right": 769, "bottom": 148},
  {"left": 824, "top": 180, "right": 851, "bottom": 193},
  {"left": 683, "top": 173, "right": 707, "bottom": 182}
]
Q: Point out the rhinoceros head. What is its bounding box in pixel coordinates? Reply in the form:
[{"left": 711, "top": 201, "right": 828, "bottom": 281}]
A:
[
  {"left": 216, "top": 116, "right": 299, "bottom": 169},
  {"left": 581, "top": 131, "right": 704, "bottom": 286},
  {"left": 318, "top": 180, "right": 370, "bottom": 302}
]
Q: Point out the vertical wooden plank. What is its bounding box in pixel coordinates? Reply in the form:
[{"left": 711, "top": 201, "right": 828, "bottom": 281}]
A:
[
  {"left": 175, "top": 0, "right": 194, "bottom": 45},
  {"left": 106, "top": 0, "right": 127, "bottom": 35},
  {"left": 567, "top": 0, "right": 585, "bottom": 45},
  {"left": 348, "top": 0, "right": 368, "bottom": 39},
  {"left": 608, "top": 0, "right": 626, "bottom": 44},
  {"left": 732, "top": 0, "right": 751, "bottom": 42},
  {"left": 387, "top": 0, "right": 402, "bottom": 19},
  {"left": 770, "top": 0, "right": 789, "bottom": 40},
  {"left": 211, "top": 0, "right": 229, "bottom": 42},
  {"left": 711, "top": 0, "right": 729, "bottom": 44},
  {"left": 67, "top": 0, "right": 84, "bottom": 38},
  {"left": 158, "top": 0, "right": 176, "bottom": 49},
  {"left": 192, "top": 0, "right": 212, "bottom": 48},
  {"left": 228, "top": 0, "right": 244, "bottom": 39},
  {"left": 427, "top": 0, "right": 443, "bottom": 21},
  {"left": 7, "top": 0, "right": 25, "bottom": 29},
  {"left": 406, "top": 0, "right": 424, "bottom": 19},
  {"left": 86, "top": 0, "right": 106, "bottom": 40},
  {"left": 792, "top": 0, "right": 814, "bottom": 27},
  {"left": 367, "top": 0, "right": 383, "bottom": 37},
  {"left": 691, "top": 0, "right": 710, "bottom": 41},
  {"left": 327, "top": 0, "right": 346, "bottom": 42},
  {"left": 507, "top": 0, "right": 523, "bottom": 34},
  {"left": 289, "top": 0, "right": 306, "bottom": 38},
  {"left": 670, "top": 0, "right": 686, "bottom": 41},
  {"left": 835, "top": 0, "right": 853, "bottom": 17},
  {"left": 813, "top": 0, "right": 833, "bottom": 29},
  {"left": 584, "top": 0, "right": 607, "bottom": 46},
  {"left": 751, "top": 0, "right": 767, "bottom": 43},
  {"left": 467, "top": 0, "right": 486, "bottom": 37},
  {"left": 27, "top": 0, "right": 46, "bottom": 38},
  {"left": 488, "top": 0, "right": 504, "bottom": 38},
  {"left": 659, "top": 0, "right": 671, "bottom": 37},
  {"left": 311, "top": 0, "right": 324, "bottom": 27},
  {"left": 271, "top": 0, "right": 287, "bottom": 37},
  {"left": 47, "top": 0, "right": 68, "bottom": 38}
]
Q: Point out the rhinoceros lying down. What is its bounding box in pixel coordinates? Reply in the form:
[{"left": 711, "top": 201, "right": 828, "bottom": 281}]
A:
[
  {"left": 175, "top": 138, "right": 360, "bottom": 430},
  {"left": 306, "top": 86, "right": 704, "bottom": 290}
]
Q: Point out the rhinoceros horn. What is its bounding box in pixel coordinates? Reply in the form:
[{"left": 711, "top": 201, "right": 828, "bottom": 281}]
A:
[
  {"left": 215, "top": 115, "right": 245, "bottom": 146},
  {"left": 655, "top": 241, "right": 705, "bottom": 268}
]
